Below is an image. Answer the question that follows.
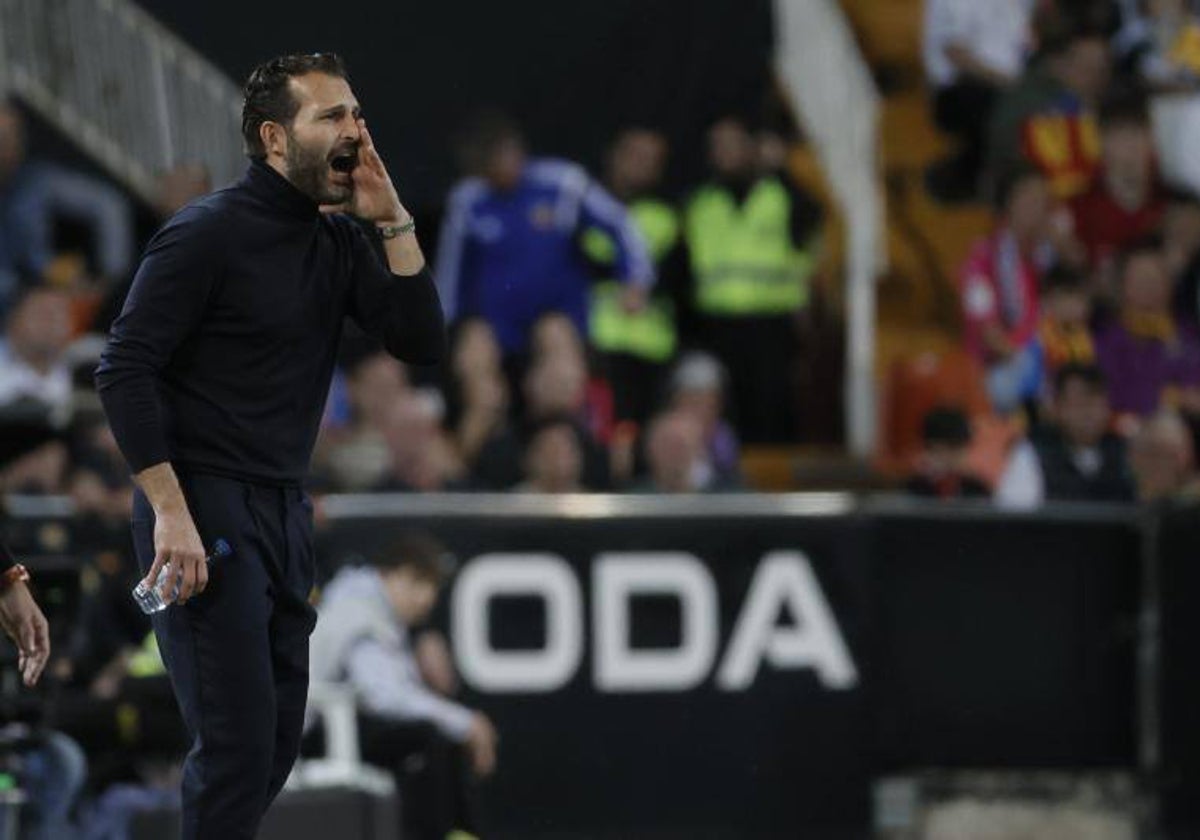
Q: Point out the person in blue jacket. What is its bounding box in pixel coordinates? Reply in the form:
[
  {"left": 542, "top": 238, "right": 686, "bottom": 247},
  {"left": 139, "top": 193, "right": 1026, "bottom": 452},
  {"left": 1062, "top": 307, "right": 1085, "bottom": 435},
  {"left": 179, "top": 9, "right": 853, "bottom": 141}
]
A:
[{"left": 434, "top": 111, "right": 654, "bottom": 367}]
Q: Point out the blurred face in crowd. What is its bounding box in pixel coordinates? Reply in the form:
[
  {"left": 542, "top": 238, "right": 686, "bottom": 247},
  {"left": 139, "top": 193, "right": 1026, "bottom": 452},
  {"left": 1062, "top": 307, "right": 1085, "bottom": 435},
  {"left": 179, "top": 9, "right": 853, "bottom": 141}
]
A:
[
  {"left": 1055, "top": 36, "right": 1111, "bottom": 105},
  {"left": 7, "top": 289, "right": 72, "bottom": 369},
  {"left": 383, "top": 566, "right": 440, "bottom": 627},
  {"left": 1102, "top": 121, "right": 1154, "bottom": 200},
  {"left": 672, "top": 386, "right": 721, "bottom": 440},
  {"left": 1006, "top": 174, "right": 1053, "bottom": 247},
  {"left": 525, "top": 356, "right": 587, "bottom": 418},
  {"left": 920, "top": 442, "right": 969, "bottom": 481},
  {"left": 646, "top": 412, "right": 705, "bottom": 493},
  {"left": 1131, "top": 411, "right": 1194, "bottom": 502},
  {"left": 156, "top": 164, "right": 211, "bottom": 220},
  {"left": 523, "top": 423, "right": 583, "bottom": 493},
  {"left": 0, "top": 104, "right": 26, "bottom": 181},
  {"left": 1121, "top": 250, "right": 1171, "bottom": 314},
  {"left": 1045, "top": 286, "right": 1091, "bottom": 329},
  {"left": 263, "top": 72, "right": 362, "bottom": 205},
  {"left": 531, "top": 312, "right": 585, "bottom": 366},
  {"left": 1055, "top": 377, "right": 1111, "bottom": 448},
  {"left": 453, "top": 319, "right": 502, "bottom": 381},
  {"left": 708, "top": 118, "right": 757, "bottom": 181},
  {"left": 484, "top": 134, "right": 526, "bottom": 192},
  {"left": 349, "top": 353, "right": 409, "bottom": 431},
  {"left": 381, "top": 392, "right": 461, "bottom": 491},
  {"left": 608, "top": 129, "right": 667, "bottom": 198}
]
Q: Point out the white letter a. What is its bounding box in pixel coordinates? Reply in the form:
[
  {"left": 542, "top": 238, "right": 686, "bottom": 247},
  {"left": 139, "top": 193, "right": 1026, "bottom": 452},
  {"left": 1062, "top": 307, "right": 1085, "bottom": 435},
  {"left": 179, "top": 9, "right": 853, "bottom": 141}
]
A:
[{"left": 716, "top": 551, "right": 857, "bottom": 691}]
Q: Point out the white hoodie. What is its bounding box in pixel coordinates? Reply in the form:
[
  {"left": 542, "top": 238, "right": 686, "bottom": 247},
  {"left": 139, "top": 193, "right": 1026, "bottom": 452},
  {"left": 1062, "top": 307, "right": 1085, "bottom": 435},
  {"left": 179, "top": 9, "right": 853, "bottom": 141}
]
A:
[{"left": 308, "top": 566, "right": 474, "bottom": 741}]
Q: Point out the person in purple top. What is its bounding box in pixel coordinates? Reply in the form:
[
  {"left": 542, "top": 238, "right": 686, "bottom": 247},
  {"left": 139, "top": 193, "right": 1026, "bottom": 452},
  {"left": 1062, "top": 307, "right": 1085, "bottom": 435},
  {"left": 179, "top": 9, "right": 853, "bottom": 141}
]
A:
[{"left": 1094, "top": 235, "right": 1200, "bottom": 419}]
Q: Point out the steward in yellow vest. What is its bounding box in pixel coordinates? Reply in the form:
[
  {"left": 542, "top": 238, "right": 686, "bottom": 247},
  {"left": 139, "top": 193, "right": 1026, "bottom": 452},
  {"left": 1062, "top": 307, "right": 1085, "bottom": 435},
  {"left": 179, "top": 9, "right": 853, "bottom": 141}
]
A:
[
  {"left": 683, "top": 116, "right": 822, "bottom": 443},
  {"left": 583, "top": 129, "right": 685, "bottom": 423}
]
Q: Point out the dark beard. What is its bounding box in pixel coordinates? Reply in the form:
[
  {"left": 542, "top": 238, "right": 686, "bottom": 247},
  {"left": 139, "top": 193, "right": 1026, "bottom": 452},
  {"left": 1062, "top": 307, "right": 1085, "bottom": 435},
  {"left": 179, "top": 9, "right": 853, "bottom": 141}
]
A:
[{"left": 283, "top": 130, "right": 351, "bottom": 206}]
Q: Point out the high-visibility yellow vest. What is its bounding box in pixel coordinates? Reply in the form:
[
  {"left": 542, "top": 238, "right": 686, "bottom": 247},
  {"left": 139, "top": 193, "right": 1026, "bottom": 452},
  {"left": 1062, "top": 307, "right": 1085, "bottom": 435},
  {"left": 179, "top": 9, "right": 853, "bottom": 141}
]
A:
[
  {"left": 584, "top": 198, "right": 679, "bottom": 363},
  {"left": 684, "top": 178, "right": 813, "bottom": 316}
]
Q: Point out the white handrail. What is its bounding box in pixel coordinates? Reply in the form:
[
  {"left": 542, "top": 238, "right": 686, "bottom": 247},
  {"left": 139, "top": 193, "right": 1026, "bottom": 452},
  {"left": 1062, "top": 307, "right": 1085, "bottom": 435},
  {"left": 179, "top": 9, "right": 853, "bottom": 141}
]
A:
[
  {"left": 772, "top": 0, "right": 885, "bottom": 459},
  {"left": 0, "top": 0, "right": 245, "bottom": 203}
]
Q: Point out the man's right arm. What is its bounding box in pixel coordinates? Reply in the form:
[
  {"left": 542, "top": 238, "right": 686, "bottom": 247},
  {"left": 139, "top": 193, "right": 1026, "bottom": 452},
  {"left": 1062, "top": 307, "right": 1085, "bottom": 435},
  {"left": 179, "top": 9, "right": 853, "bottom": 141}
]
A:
[{"left": 95, "top": 206, "right": 219, "bottom": 604}]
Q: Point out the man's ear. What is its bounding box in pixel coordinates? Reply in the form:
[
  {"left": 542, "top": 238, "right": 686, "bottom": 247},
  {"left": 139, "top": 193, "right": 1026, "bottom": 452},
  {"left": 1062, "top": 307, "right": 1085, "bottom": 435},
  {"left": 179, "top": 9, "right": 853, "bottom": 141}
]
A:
[{"left": 260, "top": 121, "right": 287, "bottom": 159}]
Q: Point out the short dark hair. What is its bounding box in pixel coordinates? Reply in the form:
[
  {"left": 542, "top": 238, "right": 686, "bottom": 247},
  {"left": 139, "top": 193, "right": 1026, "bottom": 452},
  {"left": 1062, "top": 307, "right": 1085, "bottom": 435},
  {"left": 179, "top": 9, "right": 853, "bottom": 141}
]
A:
[
  {"left": 1099, "top": 86, "right": 1150, "bottom": 131},
  {"left": 1054, "top": 362, "right": 1107, "bottom": 398},
  {"left": 454, "top": 108, "right": 522, "bottom": 176},
  {"left": 370, "top": 531, "right": 452, "bottom": 584},
  {"left": 241, "top": 52, "right": 348, "bottom": 158},
  {"left": 1042, "top": 262, "right": 1088, "bottom": 295},
  {"left": 1116, "top": 232, "right": 1165, "bottom": 276},
  {"left": 991, "top": 163, "right": 1045, "bottom": 213},
  {"left": 922, "top": 407, "right": 971, "bottom": 447}
]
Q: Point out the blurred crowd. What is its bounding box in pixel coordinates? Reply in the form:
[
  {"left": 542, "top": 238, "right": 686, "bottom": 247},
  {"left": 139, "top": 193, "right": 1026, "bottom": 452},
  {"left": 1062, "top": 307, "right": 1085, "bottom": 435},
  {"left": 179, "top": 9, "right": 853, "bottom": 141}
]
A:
[
  {"left": 4, "top": 0, "right": 1200, "bottom": 832},
  {"left": 906, "top": 0, "right": 1200, "bottom": 506}
]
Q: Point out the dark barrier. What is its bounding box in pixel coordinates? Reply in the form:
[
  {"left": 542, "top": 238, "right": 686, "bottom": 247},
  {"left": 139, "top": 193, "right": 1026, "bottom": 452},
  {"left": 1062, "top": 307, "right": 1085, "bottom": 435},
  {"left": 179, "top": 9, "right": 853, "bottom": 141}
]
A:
[
  {"left": 316, "top": 495, "right": 1141, "bottom": 839},
  {"left": 1155, "top": 501, "right": 1200, "bottom": 837}
]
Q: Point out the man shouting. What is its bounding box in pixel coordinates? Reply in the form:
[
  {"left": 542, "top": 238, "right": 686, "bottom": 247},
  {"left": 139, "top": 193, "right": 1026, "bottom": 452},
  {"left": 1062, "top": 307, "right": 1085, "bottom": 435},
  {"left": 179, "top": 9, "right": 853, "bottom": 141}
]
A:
[{"left": 96, "top": 53, "right": 444, "bottom": 838}]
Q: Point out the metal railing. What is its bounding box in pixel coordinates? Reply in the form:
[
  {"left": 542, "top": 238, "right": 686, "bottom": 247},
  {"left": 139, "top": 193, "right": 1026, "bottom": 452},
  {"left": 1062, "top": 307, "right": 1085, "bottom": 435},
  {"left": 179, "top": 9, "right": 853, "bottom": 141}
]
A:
[
  {"left": 773, "top": 0, "right": 885, "bottom": 459},
  {"left": 0, "top": 0, "right": 245, "bottom": 203}
]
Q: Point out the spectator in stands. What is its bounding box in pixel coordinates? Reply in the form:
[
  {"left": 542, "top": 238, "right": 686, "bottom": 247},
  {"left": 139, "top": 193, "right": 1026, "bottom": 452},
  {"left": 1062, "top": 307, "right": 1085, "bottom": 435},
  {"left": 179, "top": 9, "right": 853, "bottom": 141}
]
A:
[
  {"left": 683, "top": 115, "right": 823, "bottom": 443},
  {"left": 634, "top": 410, "right": 725, "bottom": 493},
  {"left": 68, "top": 409, "right": 134, "bottom": 524},
  {"left": 308, "top": 532, "right": 495, "bottom": 840},
  {"left": 445, "top": 318, "right": 511, "bottom": 467},
  {"left": 1130, "top": 407, "right": 1199, "bottom": 500},
  {"left": 987, "top": 23, "right": 1111, "bottom": 197},
  {"left": 1033, "top": 263, "right": 1096, "bottom": 394},
  {"left": 1066, "top": 89, "right": 1166, "bottom": 277},
  {"left": 995, "top": 364, "right": 1135, "bottom": 508},
  {"left": 923, "top": 0, "right": 1036, "bottom": 201},
  {"left": 1095, "top": 236, "right": 1200, "bottom": 419},
  {"left": 583, "top": 128, "right": 683, "bottom": 422},
  {"left": 318, "top": 351, "right": 410, "bottom": 491},
  {"left": 960, "top": 166, "right": 1055, "bottom": 413},
  {"left": 0, "top": 101, "right": 133, "bottom": 319},
  {"left": 153, "top": 163, "right": 211, "bottom": 221},
  {"left": 473, "top": 352, "right": 611, "bottom": 490},
  {"left": 667, "top": 352, "right": 741, "bottom": 487},
  {"left": 375, "top": 390, "right": 467, "bottom": 493},
  {"left": 517, "top": 416, "right": 585, "bottom": 493},
  {"left": 530, "top": 312, "right": 615, "bottom": 445},
  {"left": 434, "top": 110, "right": 653, "bottom": 374},
  {"left": 904, "top": 407, "right": 991, "bottom": 499},
  {"left": 1114, "top": 0, "right": 1200, "bottom": 89},
  {"left": 0, "top": 286, "right": 73, "bottom": 419}
]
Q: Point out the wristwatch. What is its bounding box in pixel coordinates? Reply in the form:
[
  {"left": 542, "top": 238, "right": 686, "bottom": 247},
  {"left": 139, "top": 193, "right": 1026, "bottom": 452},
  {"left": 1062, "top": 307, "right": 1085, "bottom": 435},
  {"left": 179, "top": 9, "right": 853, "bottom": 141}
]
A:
[
  {"left": 0, "top": 564, "right": 30, "bottom": 592},
  {"left": 378, "top": 217, "right": 416, "bottom": 239}
]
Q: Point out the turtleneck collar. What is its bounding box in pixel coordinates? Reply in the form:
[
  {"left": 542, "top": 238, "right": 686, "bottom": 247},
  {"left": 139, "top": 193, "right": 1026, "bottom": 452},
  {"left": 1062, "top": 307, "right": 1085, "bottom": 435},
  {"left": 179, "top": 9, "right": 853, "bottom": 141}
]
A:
[{"left": 242, "top": 158, "right": 320, "bottom": 220}]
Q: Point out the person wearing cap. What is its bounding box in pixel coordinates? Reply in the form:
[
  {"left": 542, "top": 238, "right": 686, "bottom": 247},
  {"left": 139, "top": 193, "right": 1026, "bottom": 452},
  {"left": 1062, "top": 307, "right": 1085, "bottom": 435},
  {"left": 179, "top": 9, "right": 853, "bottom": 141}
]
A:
[
  {"left": 307, "top": 531, "right": 495, "bottom": 840},
  {"left": 667, "top": 351, "right": 741, "bottom": 487}
]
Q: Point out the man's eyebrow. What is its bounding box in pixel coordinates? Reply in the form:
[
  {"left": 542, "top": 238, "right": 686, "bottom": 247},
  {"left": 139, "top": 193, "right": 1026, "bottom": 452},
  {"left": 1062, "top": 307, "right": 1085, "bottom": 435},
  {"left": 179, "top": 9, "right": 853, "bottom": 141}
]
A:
[{"left": 316, "top": 103, "right": 362, "bottom": 118}]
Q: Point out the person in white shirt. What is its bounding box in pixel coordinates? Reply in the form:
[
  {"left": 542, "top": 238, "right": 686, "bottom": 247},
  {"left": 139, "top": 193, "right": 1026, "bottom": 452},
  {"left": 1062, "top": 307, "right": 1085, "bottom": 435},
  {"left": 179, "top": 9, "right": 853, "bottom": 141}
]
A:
[
  {"left": 308, "top": 532, "right": 496, "bottom": 840},
  {"left": 924, "top": 0, "right": 1036, "bottom": 199},
  {"left": 0, "top": 286, "right": 73, "bottom": 419},
  {"left": 995, "top": 363, "right": 1136, "bottom": 509}
]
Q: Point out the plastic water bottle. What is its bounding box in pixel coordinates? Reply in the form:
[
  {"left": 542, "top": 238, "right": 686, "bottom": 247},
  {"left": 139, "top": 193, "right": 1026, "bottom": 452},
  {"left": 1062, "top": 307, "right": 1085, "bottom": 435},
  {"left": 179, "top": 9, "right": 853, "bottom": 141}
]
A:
[{"left": 132, "top": 539, "right": 232, "bottom": 614}]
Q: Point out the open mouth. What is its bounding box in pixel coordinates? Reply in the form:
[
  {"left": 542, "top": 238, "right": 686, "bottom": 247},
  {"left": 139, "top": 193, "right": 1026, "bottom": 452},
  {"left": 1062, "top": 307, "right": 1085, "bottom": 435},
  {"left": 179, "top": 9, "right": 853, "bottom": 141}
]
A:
[{"left": 330, "top": 149, "right": 358, "bottom": 175}]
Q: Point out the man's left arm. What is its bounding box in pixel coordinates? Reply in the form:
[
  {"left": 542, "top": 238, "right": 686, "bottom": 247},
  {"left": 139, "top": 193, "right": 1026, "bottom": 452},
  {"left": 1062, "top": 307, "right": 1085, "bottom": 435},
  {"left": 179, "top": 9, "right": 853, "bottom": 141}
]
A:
[
  {"left": 577, "top": 176, "right": 656, "bottom": 298},
  {"left": 337, "top": 120, "right": 445, "bottom": 364}
]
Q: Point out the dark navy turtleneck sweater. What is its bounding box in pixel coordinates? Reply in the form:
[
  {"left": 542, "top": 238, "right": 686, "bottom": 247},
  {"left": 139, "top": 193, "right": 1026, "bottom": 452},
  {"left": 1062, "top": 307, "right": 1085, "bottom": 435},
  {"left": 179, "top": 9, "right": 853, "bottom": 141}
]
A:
[{"left": 95, "top": 159, "right": 445, "bottom": 485}]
